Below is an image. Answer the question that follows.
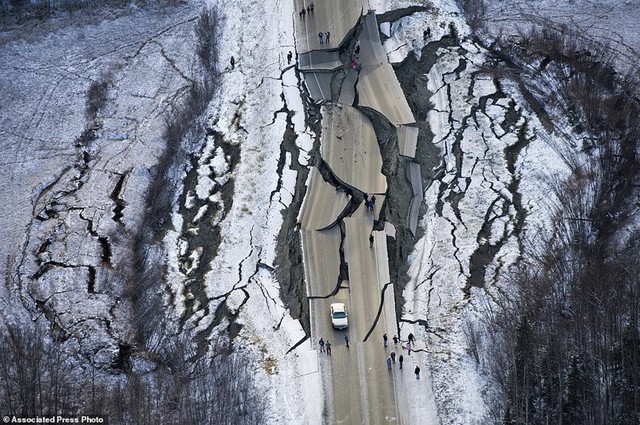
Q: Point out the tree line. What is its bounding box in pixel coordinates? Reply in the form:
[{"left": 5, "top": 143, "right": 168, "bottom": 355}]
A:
[
  {"left": 0, "top": 323, "right": 265, "bottom": 424},
  {"left": 458, "top": 1, "right": 640, "bottom": 422}
]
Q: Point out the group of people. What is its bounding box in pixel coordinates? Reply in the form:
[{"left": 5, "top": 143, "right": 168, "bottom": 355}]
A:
[
  {"left": 318, "top": 337, "right": 332, "bottom": 355},
  {"left": 318, "top": 332, "right": 421, "bottom": 378},
  {"left": 384, "top": 332, "right": 421, "bottom": 378},
  {"left": 298, "top": 3, "right": 314, "bottom": 19},
  {"left": 318, "top": 31, "right": 331, "bottom": 45},
  {"left": 297, "top": 4, "right": 332, "bottom": 46},
  {"left": 385, "top": 351, "right": 403, "bottom": 369},
  {"left": 319, "top": 334, "right": 349, "bottom": 355}
]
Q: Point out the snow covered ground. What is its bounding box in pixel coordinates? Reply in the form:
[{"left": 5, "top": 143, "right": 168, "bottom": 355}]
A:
[
  {"left": 177, "top": 0, "right": 320, "bottom": 422},
  {"left": 0, "top": 2, "right": 203, "bottom": 356},
  {"left": 483, "top": 0, "right": 640, "bottom": 71},
  {"left": 1, "top": 0, "right": 637, "bottom": 422}
]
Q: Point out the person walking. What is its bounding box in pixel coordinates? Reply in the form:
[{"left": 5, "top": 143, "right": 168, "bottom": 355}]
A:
[
  {"left": 326, "top": 341, "right": 332, "bottom": 355},
  {"left": 408, "top": 333, "right": 415, "bottom": 344},
  {"left": 383, "top": 333, "right": 388, "bottom": 348},
  {"left": 393, "top": 335, "right": 398, "bottom": 345},
  {"left": 390, "top": 352, "right": 396, "bottom": 363},
  {"left": 344, "top": 334, "right": 350, "bottom": 349},
  {"left": 414, "top": 365, "right": 421, "bottom": 380},
  {"left": 318, "top": 32, "right": 323, "bottom": 44},
  {"left": 325, "top": 31, "right": 330, "bottom": 44},
  {"left": 369, "top": 233, "right": 374, "bottom": 248},
  {"left": 230, "top": 56, "right": 236, "bottom": 69},
  {"left": 319, "top": 338, "right": 325, "bottom": 353},
  {"left": 301, "top": 8, "right": 306, "bottom": 19},
  {"left": 309, "top": 3, "right": 314, "bottom": 14},
  {"left": 386, "top": 356, "right": 392, "bottom": 370},
  {"left": 287, "top": 51, "right": 293, "bottom": 65},
  {"left": 399, "top": 354, "right": 404, "bottom": 369},
  {"left": 370, "top": 195, "right": 376, "bottom": 209}
]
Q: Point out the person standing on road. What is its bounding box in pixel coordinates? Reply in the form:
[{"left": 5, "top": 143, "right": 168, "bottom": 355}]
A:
[
  {"left": 383, "top": 333, "right": 388, "bottom": 348},
  {"left": 326, "top": 341, "right": 332, "bottom": 355},
  {"left": 318, "top": 32, "right": 323, "bottom": 44},
  {"left": 319, "top": 338, "right": 325, "bottom": 352},
  {"left": 287, "top": 51, "right": 293, "bottom": 65},
  {"left": 325, "top": 31, "right": 330, "bottom": 44},
  {"left": 390, "top": 352, "right": 396, "bottom": 363},
  {"left": 369, "top": 233, "right": 374, "bottom": 248},
  {"left": 408, "top": 333, "right": 415, "bottom": 344},
  {"left": 345, "top": 334, "right": 350, "bottom": 348},
  {"left": 393, "top": 335, "right": 398, "bottom": 345},
  {"left": 310, "top": 3, "right": 314, "bottom": 14},
  {"left": 301, "top": 8, "right": 306, "bottom": 19},
  {"left": 415, "top": 365, "right": 421, "bottom": 379},
  {"left": 399, "top": 355, "right": 404, "bottom": 369},
  {"left": 386, "top": 356, "right": 392, "bottom": 370}
]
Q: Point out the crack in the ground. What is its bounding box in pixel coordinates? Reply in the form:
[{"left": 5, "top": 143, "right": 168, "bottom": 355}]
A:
[
  {"left": 109, "top": 170, "right": 129, "bottom": 225},
  {"left": 125, "top": 16, "right": 199, "bottom": 62},
  {"left": 30, "top": 261, "right": 94, "bottom": 294},
  {"left": 376, "top": 5, "right": 431, "bottom": 25},
  {"left": 274, "top": 60, "right": 320, "bottom": 334},
  {"left": 152, "top": 39, "right": 197, "bottom": 85},
  {"left": 285, "top": 334, "right": 309, "bottom": 355},
  {"left": 362, "top": 281, "right": 394, "bottom": 342},
  {"left": 464, "top": 99, "right": 530, "bottom": 295},
  {"left": 307, "top": 221, "right": 350, "bottom": 300},
  {"left": 78, "top": 210, "right": 112, "bottom": 266},
  {"left": 399, "top": 317, "right": 446, "bottom": 340},
  {"left": 175, "top": 128, "right": 240, "bottom": 339},
  {"left": 230, "top": 97, "right": 249, "bottom": 134}
]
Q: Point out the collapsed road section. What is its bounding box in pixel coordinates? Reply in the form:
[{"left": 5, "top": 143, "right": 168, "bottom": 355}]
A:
[{"left": 293, "top": 1, "right": 423, "bottom": 423}]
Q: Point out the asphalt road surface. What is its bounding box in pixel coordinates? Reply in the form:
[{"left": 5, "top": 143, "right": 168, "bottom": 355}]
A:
[{"left": 296, "top": 2, "right": 413, "bottom": 423}]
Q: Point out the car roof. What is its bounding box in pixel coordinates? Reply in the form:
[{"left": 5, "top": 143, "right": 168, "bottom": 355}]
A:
[{"left": 330, "top": 303, "right": 345, "bottom": 311}]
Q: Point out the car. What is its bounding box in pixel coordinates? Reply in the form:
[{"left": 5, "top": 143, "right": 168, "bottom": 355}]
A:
[{"left": 330, "top": 303, "right": 348, "bottom": 330}]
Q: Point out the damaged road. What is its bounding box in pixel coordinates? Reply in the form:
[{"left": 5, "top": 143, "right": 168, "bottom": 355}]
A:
[{"left": 292, "top": 3, "right": 420, "bottom": 423}]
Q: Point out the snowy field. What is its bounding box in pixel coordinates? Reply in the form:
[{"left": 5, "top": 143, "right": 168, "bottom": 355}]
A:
[
  {"left": 0, "top": 2, "right": 203, "bottom": 347},
  {"left": 483, "top": 0, "right": 640, "bottom": 70},
  {"left": 1, "top": 0, "right": 637, "bottom": 422}
]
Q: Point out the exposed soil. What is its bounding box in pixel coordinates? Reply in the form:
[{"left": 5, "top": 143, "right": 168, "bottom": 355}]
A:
[
  {"left": 379, "top": 37, "right": 459, "bottom": 323},
  {"left": 275, "top": 16, "right": 462, "bottom": 337},
  {"left": 274, "top": 75, "right": 323, "bottom": 336}
]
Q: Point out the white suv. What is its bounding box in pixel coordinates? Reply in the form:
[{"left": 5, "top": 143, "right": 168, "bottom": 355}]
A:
[{"left": 330, "top": 303, "right": 348, "bottom": 330}]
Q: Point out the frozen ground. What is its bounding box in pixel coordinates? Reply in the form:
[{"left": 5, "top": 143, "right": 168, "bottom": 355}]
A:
[
  {"left": 1, "top": 0, "right": 637, "bottom": 423},
  {"left": 0, "top": 2, "right": 203, "bottom": 354},
  {"left": 482, "top": 0, "right": 640, "bottom": 70}
]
